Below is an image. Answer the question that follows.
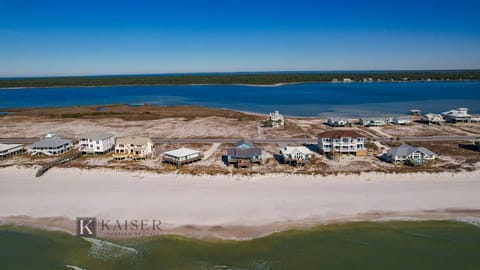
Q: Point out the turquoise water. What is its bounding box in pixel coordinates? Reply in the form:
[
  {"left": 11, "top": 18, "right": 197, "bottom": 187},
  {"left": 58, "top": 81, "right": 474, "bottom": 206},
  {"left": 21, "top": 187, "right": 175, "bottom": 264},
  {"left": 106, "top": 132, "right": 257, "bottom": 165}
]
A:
[
  {"left": 1, "top": 221, "right": 480, "bottom": 270},
  {"left": 1, "top": 81, "right": 480, "bottom": 116}
]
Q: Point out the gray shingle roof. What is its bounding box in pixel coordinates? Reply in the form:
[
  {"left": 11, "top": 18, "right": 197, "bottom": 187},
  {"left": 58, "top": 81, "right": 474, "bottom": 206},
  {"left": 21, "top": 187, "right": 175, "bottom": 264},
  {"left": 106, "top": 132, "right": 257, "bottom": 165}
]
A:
[
  {"left": 386, "top": 144, "right": 435, "bottom": 157},
  {"left": 227, "top": 147, "right": 261, "bottom": 158},
  {"left": 235, "top": 138, "right": 254, "bottom": 148},
  {"left": 116, "top": 136, "right": 152, "bottom": 146},
  {"left": 0, "top": 143, "right": 23, "bottom": 152},
  {"left": 79, "top": 132, "right": 114, "bottom": 141},
  {"left": 30, "top": 138, "right": 72, "bottom": 149}
]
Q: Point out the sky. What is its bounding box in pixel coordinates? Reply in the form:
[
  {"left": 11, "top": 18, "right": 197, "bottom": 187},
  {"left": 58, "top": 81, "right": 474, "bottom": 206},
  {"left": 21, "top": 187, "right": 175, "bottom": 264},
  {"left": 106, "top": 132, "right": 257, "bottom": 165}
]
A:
[{"left": 1, "top": 0, "right": 480, "bottom": 77}]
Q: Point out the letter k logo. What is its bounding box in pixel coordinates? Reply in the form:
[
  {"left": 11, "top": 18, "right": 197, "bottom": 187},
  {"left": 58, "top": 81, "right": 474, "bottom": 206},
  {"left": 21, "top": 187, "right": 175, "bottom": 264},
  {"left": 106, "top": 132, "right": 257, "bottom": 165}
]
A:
[{"left": 76, "top": 217, "right": 97, "bottom": 237}]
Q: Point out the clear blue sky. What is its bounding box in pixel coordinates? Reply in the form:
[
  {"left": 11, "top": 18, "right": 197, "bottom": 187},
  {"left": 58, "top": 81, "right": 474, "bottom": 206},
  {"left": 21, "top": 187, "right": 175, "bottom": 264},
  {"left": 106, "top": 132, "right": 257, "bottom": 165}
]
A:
[{"left": 1, "top": 0, "right": 480, "bottom": 77}]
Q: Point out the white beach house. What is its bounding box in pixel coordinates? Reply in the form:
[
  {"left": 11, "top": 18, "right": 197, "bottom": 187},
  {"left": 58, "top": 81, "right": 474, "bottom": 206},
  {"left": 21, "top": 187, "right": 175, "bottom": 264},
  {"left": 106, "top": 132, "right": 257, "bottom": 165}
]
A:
[
  {"left": 441, "top": 108, "right": 472, "bottom": 123},
  {"left": 280, "top": 146, "right": 312, "bottom": 166},
  {"left": 359, "top": 118, "right": 387, "bottom": 127},
  {"left": 0, "top": 143, "right": 24, "bottom": 158},
  {"left": 327, "top": 117, "right": 350, "bottom": 127},
  {"left": 318, "top": 130, "right": 366, "bottom": 156},
  {"left": 385, "top": 144, "right": 436, "bottom": 165},
  {"left": 422, "top": 113, "right": 444, "bottom": 125},
  {"left": 28, "top": 137, "right": 74, "bottom": 156},
  {"left": 391, "top": 116, "right": 412, "bottom": 125},
  {"left": 79, "top": 132, "right": 115, "bottom": 155},
  {"left": 113, "top": 136, "right": 154, "bottom": 160},
  {"left": 266, "top": 111, "right": 285, "bottom": 128},
  {"left": 162, "top": 147, "right": 202, "bottom": 168},
  {"left": 409, "top": 109, "right": 422, "bottom": 115}
]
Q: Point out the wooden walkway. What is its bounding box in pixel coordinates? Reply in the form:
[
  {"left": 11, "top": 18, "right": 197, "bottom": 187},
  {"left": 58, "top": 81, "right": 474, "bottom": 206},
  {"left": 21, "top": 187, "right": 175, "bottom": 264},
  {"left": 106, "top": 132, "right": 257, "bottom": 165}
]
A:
[{"left": 35, "top": 151, "right": 83, "bottom": 177}]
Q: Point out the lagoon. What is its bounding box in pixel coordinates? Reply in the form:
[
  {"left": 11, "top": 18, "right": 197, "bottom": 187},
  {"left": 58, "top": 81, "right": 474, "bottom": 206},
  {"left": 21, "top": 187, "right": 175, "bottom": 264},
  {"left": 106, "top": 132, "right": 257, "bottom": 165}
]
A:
[{"left": 1, "top": 81, "right": 479, "bottom": 117}]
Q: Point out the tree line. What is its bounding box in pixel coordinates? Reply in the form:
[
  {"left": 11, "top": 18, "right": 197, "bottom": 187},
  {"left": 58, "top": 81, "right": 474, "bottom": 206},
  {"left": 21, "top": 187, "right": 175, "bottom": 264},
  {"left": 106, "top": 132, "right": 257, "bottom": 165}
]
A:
[{"left": 1, "top": 70, "right": 479, "bottom": 88}]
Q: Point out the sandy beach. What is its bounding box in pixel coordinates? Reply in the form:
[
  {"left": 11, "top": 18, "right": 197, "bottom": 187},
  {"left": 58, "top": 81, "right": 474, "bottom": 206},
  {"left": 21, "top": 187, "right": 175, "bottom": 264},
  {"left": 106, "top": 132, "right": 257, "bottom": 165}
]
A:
[{"left": 1, "top": 166, "right": 480, "bottom": 239}]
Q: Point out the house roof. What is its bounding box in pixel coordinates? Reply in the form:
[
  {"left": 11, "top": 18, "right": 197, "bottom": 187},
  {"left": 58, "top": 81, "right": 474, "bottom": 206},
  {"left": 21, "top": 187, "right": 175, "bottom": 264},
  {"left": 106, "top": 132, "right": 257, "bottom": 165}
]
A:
[
  {"left": 386, "top": 144, "right": 435, "bottom": 157},
  {"left": 235, "top": 138, "right": 254, "bottom": 148},
  {"left": 30, "top": 138, "right": 72, "bottom": 148},
  {"left": 361, "top": 118, "right": 386, "bottom": 122},
  {"left": 424, "top": 113, "right": 441, "bottom": 117},
  {"left": 328, "top": 117, "right": 348, "bottom": 122},
  {"left": 280, "top": 146, "right": 311, "bottom": 155},
  {"left": 423, "top": 113, "right": 443, "bottom": 120},
  {"left": 442, "top": 108, "right": 471, "bottom": 118},
  {"left": 164, "top": 147, "right": 200, "bottom": 158},
  {"left": 116, "top": 136, "right": 152, "bottom": 146},
  {"left": 79, "top": 131, "right": 114, "bottom": 141},
  {"left": 393, "top": 116, "right": 411, "bottom": 121},
  {"left": 318, "top": 130, "right": 363, "bottom": 139},
  {"left": 0, "top": 143, "right": 23, "bottom": 152},
  {"left": 227, "top": 147, "right": 262, "bottom": 158}
]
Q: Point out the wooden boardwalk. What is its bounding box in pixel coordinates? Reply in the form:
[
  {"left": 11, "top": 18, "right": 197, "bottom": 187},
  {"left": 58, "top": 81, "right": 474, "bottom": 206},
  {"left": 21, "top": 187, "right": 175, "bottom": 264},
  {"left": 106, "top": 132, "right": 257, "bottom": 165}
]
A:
[{"left": 35, "top": 151, "right": 83, "bottom": 177}]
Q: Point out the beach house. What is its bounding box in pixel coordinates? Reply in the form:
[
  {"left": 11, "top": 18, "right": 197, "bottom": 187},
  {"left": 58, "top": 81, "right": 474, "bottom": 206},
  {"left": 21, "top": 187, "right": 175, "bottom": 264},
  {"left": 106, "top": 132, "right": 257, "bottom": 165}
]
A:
[
  {"left": 78, "top": 132, "right": 115, "bottom": 155},
  {"left": 264, "top": 111, "right": 285, "bottom": 128},
  {"left": 441, "top": 108, "right": 472, "bottom": 123},
  {"left": 422, "top": 113, "right": 444, "bottom": 125},
  {"left": 162, "top": 147, "right": 202, "bottom": 168},
  {"left": 391, "top": 116, "right": 412, "bottom": 125},
  {"left": 327, "top": 118, "right": 350, "bottom": 127},
  {"left": 0, "top": 143, "right": 24, "bottom": 158},
  {"left": 113, "top": 136, "right": 153, "bottom": 160},
  {"left": 318, "top": 130, "right": 366, "bottom": 156},
  {"left": 28, "top": 137, "right": 74, "bottom": 156},
  {"left": 409, "top": 109, "right": 422, "bottom": 116},
  {"left": 385, "top": 144, "right": 436, "bottom": 165},
  {"left": 471, "top": 115, "right": 480, "bottom": 123},
  {"left": 226, "top": 138, "right": 262, "bottom": 168},
  {"left": 280, "top": 146, "right": 312, "bottom": 166},
  {"left": 359, "top": 118, "right": 387, "bottom": 127}
]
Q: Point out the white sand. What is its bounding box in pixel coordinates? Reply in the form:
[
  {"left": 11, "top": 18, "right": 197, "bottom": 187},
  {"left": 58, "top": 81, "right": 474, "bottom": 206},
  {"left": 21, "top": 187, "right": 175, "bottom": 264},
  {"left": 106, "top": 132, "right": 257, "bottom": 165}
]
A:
[{"left": 1, "top": 167, "right": 480, "bottom": 229}]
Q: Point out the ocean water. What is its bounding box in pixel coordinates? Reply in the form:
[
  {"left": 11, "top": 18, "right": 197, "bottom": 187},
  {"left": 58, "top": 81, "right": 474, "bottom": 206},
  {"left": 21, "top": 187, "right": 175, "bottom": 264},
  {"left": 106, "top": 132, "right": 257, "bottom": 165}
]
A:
[
  {"left": 1, "top": 221, "right": 480, "bottom": 270},
  {"left": 1, "top": 81, "right": 480, "bottom": 117}
]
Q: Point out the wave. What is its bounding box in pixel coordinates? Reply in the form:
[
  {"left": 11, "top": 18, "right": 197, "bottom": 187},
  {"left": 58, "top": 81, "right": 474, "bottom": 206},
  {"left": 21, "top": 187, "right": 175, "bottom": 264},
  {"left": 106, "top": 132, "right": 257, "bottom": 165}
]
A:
[
  {"left": 65, "top": 265, "right": 86, "bottom": 270},
  {"left": 82, "top": 237, "right": 138, "bottom": 261},
  {"left": 456, "top": 216, "right": 480, "bottom": 228}
]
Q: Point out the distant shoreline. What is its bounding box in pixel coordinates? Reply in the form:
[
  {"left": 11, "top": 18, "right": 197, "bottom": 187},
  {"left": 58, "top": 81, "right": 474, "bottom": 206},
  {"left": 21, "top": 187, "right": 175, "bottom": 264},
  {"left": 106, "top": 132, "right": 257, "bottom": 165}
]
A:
[
  {"left": 0, "top": 82, "right": 300, "bottom": 90},
  {"left": 1, "top": 70, "right": 479, "bottom": 89},
  {"left": 1, "top": 79, "right": 479, "bottom": 90}
]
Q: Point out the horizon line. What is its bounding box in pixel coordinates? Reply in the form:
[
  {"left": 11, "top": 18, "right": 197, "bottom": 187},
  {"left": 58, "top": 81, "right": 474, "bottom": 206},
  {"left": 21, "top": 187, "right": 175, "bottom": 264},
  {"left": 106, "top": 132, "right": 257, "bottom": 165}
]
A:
[{"left": 1, "top": 68, "right": 480, "bottom": 79}]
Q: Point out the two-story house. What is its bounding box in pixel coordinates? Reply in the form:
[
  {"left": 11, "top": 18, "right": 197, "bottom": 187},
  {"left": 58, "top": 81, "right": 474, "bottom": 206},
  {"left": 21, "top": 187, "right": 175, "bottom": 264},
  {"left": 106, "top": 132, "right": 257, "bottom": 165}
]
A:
[{"left": 318, "top": 130, "right": 366, "bottom": 156}]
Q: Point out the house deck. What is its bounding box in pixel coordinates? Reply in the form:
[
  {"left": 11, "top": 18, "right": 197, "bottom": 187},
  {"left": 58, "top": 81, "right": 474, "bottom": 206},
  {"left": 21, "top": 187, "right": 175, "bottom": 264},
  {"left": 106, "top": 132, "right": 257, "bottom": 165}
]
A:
[
  {"left": 163, "top": 154, "right": 203, "bottom": 168},
  {"left": 283, "top": 158, "right": 308, "bottom": 166},
  {"left": 228, "top": 157, "right": 262, "bottom": 168}
]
